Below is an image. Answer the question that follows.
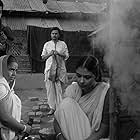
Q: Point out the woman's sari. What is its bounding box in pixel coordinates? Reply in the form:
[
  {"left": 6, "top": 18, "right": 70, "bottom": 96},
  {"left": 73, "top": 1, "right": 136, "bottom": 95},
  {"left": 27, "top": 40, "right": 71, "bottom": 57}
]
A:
[
  {"left": 44, "top": 41, "right": 69, "bottom": 110},
  {"left": 55, "top": 82, "right": 110, "bottom": 140},
  {"left": 0, "top": 55, "right": 21, "bottom": 140}
]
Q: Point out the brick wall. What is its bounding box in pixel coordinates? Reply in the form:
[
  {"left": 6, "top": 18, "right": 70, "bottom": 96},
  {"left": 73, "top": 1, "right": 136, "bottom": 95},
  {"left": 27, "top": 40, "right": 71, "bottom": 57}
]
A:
[{"left": 8, "top": 30, "right": 32, "bottom": 73}]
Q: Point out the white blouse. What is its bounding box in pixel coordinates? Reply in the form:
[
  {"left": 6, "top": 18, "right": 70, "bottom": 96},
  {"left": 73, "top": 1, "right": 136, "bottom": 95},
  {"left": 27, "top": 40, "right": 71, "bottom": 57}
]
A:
[{"left": 41, "top": 40, "right": 69, "bottom": 73}]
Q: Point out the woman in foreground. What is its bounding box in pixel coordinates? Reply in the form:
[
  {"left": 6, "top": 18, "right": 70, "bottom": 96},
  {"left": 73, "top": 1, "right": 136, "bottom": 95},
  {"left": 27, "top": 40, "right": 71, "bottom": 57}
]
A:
[
  {"left": 0, "top": 55, "right": 31, "bottom": 140},
  {"left": 54, "top": 55, "right": 110, "bottom": 140}
]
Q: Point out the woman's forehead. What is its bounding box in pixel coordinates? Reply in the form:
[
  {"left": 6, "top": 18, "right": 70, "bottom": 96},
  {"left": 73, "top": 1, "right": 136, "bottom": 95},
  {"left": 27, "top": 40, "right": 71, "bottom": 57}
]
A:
[
  {"left": 76, "top": 67, "right": 93, "bottom": 75},
  {"left": 8, "top": 62, "right": 18, "bottom": 67},
  {"left": 51, "top": 30, "right": 59, "bottom": 34}
]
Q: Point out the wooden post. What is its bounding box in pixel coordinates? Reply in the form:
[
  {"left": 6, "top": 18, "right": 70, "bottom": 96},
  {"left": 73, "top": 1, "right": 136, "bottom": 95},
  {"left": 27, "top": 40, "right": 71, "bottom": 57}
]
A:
[
  {"left": 107, "top": 0, "right": 120, "bottom": 138},
  {"left": 109, "top": 86, "right": 119, "bottom": 140},
  {"left": 109, "top": 67, "right": 119, "bottom": 140}
]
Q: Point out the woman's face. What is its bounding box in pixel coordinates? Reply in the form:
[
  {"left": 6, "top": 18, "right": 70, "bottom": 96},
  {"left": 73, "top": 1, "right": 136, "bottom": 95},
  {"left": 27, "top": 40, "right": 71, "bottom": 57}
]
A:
[
  {"left": 7, "top": 62, "right": 18, "bottom": 83},
  {"left": 76, "top": 67, "right": 96, "bottom": 92},
  {"left": 51, "top": 30, "right": 60, "bottom": 41}
]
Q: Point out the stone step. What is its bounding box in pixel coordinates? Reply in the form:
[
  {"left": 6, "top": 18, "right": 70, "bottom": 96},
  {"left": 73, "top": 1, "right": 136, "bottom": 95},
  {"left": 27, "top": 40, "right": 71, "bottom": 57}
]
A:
[
  {"left": 17, "top": 69, "right": 32, "bottom": 74},
  {"left": 15, "top": 55, "right": 32, "bottom": 73}
]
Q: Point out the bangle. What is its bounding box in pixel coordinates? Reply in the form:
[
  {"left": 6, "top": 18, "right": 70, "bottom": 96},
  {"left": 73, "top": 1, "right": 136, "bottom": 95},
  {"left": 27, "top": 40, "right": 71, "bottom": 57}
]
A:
[
  {"left": 22, "top": 125, "right": 27, "bottom": 133},
  {"left": 56, "top": 132, "right": 62, "bottom": 139}
]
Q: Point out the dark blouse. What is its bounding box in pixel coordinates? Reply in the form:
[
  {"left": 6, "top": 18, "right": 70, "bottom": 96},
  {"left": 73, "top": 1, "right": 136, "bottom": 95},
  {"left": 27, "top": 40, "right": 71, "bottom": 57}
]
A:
[
  {"left": 102, "top": 90, "right": 109, "bottom": 125},
  {"left": 101, "top": 89, "right": 138, "bottom": 139}
]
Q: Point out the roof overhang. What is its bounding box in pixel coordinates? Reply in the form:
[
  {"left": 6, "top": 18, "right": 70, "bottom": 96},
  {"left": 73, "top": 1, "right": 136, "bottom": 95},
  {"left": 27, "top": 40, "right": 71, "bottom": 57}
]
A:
[{"left": 2, "top": 17, "right": 96, "bottom": 32}]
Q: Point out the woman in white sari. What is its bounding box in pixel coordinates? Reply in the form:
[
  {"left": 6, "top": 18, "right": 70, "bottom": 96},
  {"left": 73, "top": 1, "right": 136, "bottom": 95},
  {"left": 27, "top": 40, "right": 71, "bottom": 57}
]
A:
[
  {"left": 54, "top": 55, "right": 110, "bottom": 140},
  {"left": 41, "top": 27, "right": 69, "bottom": 115},
  {"left": 0, "top": 55, "right": 31, "bottom": 140}
]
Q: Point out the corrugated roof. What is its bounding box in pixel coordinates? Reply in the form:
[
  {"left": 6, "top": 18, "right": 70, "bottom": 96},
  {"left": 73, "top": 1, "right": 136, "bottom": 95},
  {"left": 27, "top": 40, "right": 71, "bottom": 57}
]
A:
[
  {"left": 42, "top": 18, "right": 62, "bottom": 29},
  {"left": 26, "top": 18, "right": 62, "bottom": 29},
  {"left": 57, "top": 1, "right": 80, "bottom": 13},
  {"left": 2, "top": 17, "right": 96, "bottom": 31},
  {"left": 3, "top": 17, "right": 26, "bottom": 30},
  {"left": 83, "top": 2, "right": 106, "bottom": 13},
  {"left": 74, "top": 2, "right": 92, "bottom": 14},
  {"left": 11, "top": 0, "right": 31, "bottom": 11},
  {"left": 2, "top": 0, "right": 106, "bottom": 14},
  {"left": 45, "top": 1, "right": 63, "bottom": 13},
  {"left": 58, "top": 18, "right": 95, "bottom": 31},
  {"left": 88, "top": 23, "right": 108, "bottom": 37},
  {"left": 2, "top": 0, "right": 12, "bottom": 10},
  {"left": 46, "top": 1, "right": 107, "bottom": 14},
  {"left": 28, "top": 0, "right": 46, "bottom": 12}
]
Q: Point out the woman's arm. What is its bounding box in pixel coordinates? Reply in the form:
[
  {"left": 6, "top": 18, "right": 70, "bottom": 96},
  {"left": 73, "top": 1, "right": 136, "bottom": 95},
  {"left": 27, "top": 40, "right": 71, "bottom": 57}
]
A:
[
  {"left": 54, "top": 118, "right": 67, "bottom": 140},
  {"left": 56, "top": 52, "right": 66, "bottom": 59},
  {"left": 53, "top": 50, "right": 66, "bottom": 60},
  {"left": 42, "top": 50, "right": 54, "bottom": 60},
  {"left": 0, "top": 101, "right": 31, "bottom": 133},
  {"left": 54, "top": 42, "right": 69, "bottom": 60}
]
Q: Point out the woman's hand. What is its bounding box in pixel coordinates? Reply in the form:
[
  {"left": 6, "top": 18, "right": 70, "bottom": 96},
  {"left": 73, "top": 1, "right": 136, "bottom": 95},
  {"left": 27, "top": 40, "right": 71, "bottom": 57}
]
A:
[
  {"left": 52, "top": 50, "right": 66, "bottom": 59},
  {"left": 54, "top": 118, "right": 67, "bottom": 140},
  {"left": 42, "top": 50, "right": 54, "bottom": 60},
  {"left": 50, "top": 50, "right": 55, "bottom": 56},
  {"left": 56, "top": 134, "right": 66, "bottom": 140},
  {"left": 25, "top": 124, "right": 32, "bottom": 134},
  {"left": 53, "top": 50, "right": 59, "bottom": 55},
  {"left": 54, "top": 51, "right": 66, "bottom": 59},
  {"left": 21, "top": 124, "right": 32, "bottom": 134}
]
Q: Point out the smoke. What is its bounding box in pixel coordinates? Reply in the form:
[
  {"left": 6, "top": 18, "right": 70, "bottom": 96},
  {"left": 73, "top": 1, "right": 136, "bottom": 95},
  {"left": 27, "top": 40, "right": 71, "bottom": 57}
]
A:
[{"left": 95, "top": 0, "right": 140, "bottom": 115}]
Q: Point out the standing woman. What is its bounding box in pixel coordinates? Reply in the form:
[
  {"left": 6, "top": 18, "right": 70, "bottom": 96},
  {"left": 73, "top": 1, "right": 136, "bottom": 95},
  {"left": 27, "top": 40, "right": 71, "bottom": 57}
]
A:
[
  {"left": 41, "top": 27, "right": 69, "bottom": 115},
  {"left": 0, "top": 55, "right": 31, "bottom": 140}
]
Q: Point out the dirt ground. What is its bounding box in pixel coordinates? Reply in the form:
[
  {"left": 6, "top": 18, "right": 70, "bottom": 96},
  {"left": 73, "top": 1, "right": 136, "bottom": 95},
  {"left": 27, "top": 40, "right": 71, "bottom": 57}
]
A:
[
  {"left": 15, "top": 88, "right": 46, "bottom": 122},
  {"left": 15, "top": 88, "right": 57, "bottom": 139}
]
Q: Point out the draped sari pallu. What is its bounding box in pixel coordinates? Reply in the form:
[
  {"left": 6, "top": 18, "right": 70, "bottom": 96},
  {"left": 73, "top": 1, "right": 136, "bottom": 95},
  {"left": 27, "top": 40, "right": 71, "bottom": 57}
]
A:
[
  {"left": 0, "top": 78, "right": 21, "bottom": 140},
  {"left": 55, "top": 82, "right": 110, "bottom": 140},
  {"left": 45, "top": 55, "right": 68, "bottom": 110},
  {"left": 42, "top": 40, "right": 69, "bottom": 110}
]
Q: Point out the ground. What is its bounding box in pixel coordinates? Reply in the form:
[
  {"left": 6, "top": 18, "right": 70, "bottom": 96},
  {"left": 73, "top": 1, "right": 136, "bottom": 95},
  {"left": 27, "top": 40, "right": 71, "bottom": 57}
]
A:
[
  {"left": 13, "top": 73, "right": 74, "bottom": 139},
  {"left": 15, "top": 88, "right": 56, "bottom": 139},
  {"left": 15, "top": 88, "right": 46, "bottom": 121}
]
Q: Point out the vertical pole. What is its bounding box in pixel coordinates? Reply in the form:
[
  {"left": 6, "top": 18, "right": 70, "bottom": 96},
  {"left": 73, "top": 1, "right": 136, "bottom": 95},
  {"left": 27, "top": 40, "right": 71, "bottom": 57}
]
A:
[
  {"left": 109, "top": 68, "right": 119, "bottom": 140},
  {"left": 105, "top": 0, "right": 120, "bottom": 139},
  {"left": 107, "top": 0, "right": 119, "bottom": 139}
]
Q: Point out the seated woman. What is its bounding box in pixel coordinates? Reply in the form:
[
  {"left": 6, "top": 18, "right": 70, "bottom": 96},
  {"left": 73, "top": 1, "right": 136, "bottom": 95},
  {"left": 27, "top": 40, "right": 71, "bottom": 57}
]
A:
[
  {"left": 53, "top": 55, "right": 110, "bottom": 140},
  {"left": 0, "top": 55, "right": 31, "bottom": 140}
]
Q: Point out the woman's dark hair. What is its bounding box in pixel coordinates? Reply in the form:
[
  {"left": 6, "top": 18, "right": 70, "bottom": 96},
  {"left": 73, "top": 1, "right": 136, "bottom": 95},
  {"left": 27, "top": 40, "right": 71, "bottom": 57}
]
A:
[
  {"left": 0, "top": 0, "right": 3, "bottom": 9},
  {"left": 50, "top": 27, "right": 63, "bottom": 40},
  {"left": 50, "top": 27, "right": 61, "bottom": 35},
  {"left": 75, "top": 55, "right": 102, "bottom": 82},
  {"left": 7, "top": 55, "right": 17, "bottom": 66},
  {"left": 2, "top": 55, "right": 18, "bottom": 80}
]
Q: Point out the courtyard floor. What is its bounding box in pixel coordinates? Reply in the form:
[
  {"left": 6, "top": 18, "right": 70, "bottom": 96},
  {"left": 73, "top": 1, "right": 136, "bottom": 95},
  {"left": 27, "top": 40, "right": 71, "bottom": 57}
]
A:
[{"left": 15, "top": 88, "right": 55, "bottom": 139}]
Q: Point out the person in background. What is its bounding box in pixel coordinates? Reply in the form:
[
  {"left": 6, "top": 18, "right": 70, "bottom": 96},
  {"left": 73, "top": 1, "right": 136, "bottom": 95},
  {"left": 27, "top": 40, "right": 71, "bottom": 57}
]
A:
[
  {"left": 0, "top": 55, "right": 31, "bottom": 140},
  {"left": 41, "top": 27, "right": 69, "bottom": 115},
  {"left": 54, "top": 55, "right": 110, "bottom": 140},
  {"left": 0, "top": 0, "right": 14, "bottom": 57}
]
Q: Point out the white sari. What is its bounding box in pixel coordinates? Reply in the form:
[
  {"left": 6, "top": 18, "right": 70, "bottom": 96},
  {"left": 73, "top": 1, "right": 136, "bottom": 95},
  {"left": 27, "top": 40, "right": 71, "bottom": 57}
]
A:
[
  {"left": 55, "top": 82, "right": 109, "bottom": 140},
  {"left": 0, "top": 55, "right": 21, "bottom": 140},
  {"left": 42, "top": 41, "right": 69, "bottom": 110}
]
